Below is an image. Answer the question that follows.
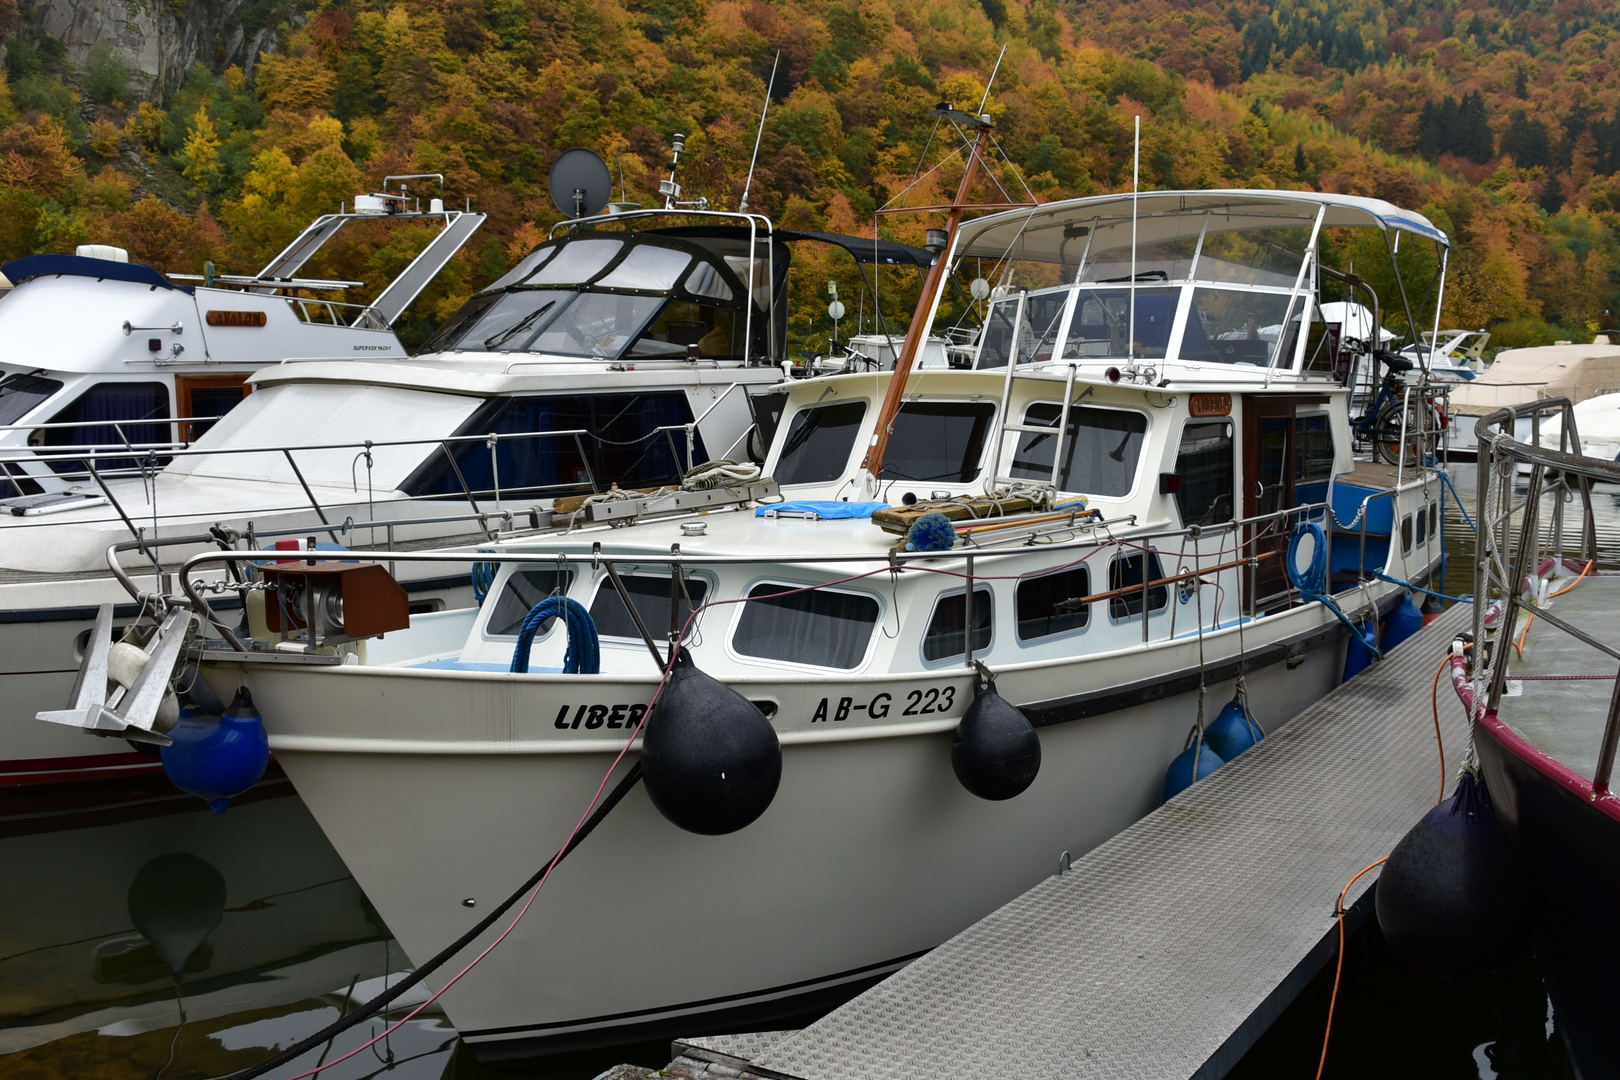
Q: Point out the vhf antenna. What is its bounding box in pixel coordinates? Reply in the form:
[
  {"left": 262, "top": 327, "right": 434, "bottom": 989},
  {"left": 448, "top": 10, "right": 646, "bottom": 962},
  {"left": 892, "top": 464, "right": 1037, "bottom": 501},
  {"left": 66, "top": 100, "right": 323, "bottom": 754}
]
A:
[{"left": 739, "top": 50, "right": 781, "bottom": 214}]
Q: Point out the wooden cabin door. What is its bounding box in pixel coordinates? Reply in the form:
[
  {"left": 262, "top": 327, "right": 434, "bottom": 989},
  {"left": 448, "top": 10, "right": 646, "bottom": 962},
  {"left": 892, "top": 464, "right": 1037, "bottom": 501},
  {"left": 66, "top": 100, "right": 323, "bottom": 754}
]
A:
[
  {"left": 176, "top": 374, "right": 251, "bottom": 443},
  {"left": 1242, "top": 394, "right": 1326, "bottom": 609}
]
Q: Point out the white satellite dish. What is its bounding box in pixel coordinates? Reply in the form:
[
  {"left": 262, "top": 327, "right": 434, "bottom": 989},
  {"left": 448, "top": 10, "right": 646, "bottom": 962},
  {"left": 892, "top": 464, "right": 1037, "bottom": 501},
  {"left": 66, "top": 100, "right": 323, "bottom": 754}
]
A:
[{"left": 549, "top": 149, "right": 613, "bottom": 219}]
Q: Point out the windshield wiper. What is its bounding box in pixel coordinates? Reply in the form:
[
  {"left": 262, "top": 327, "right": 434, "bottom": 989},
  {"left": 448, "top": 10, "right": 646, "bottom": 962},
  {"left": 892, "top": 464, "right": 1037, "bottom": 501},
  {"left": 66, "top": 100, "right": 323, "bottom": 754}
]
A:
[{"left": 484, "top": 300, "right": 557, "bottom": 350}]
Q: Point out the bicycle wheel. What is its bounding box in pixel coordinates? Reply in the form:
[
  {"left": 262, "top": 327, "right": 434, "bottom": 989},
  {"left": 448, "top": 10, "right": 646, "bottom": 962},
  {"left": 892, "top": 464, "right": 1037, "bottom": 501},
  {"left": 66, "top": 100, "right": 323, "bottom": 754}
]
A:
[{"left": 1372, "top": 398, "right": 1438, "bottom": 465}]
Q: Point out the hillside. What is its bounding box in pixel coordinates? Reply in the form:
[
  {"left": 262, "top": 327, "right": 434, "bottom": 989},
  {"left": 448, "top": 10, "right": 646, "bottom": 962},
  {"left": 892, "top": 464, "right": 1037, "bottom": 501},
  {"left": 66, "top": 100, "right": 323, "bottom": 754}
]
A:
[{"left": 0, "top": 0, "right": 1615, "bottom": 352}]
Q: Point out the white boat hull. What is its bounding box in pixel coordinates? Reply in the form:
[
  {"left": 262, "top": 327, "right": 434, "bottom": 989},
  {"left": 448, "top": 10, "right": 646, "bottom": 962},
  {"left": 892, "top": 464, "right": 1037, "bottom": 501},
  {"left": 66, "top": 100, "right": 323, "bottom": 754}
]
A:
[{"left": 227, "top": 593, "right": 1382, "bottom": 1060}]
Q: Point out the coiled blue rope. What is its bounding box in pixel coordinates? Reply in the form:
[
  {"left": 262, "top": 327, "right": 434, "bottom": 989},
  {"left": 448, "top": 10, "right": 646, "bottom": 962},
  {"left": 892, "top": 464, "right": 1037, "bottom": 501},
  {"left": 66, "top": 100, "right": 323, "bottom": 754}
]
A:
[
  {"left": 471, "top": 561, "right": 498, "bottom": 604},
  {"left": 1286, "top": 520, "right": 1383, "bottom": 659},
  {"left": 511, "top": 597, "right": 600, "bottom": 674}
]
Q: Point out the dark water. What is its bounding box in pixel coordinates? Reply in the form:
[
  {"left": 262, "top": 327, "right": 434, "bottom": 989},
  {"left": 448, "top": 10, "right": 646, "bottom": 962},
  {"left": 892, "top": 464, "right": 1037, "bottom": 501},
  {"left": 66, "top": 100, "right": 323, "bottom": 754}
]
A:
[{"left": 0, "top": 465, "right": 1599, "bottom": 1079}]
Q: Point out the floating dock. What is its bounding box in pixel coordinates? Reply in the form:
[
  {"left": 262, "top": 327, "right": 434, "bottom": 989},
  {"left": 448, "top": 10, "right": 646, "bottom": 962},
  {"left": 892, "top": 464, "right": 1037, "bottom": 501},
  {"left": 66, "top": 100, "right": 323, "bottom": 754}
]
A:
[{"left": 642, "top": 603, "right": 1471, "bottom": 1080}]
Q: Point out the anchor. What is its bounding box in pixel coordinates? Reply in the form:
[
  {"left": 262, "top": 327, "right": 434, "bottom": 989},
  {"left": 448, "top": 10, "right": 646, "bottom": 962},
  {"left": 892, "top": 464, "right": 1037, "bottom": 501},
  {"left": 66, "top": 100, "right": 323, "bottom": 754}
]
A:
[{"left": 37, "top": 605, "right": 193, "bottom": 746}]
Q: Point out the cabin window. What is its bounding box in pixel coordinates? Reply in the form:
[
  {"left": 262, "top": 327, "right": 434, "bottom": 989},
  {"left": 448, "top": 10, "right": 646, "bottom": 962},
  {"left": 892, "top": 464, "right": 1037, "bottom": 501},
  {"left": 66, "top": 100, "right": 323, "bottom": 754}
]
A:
[
  {"left": 683, "top": 263, "right": 734, "bottom": 302},
  {"left": 1294, "top": 414, "right": 1333, "bottom": 482},
  {"left": 1109, "top": 551, "right": 1169, "bottom": 620},
  {"left": 39, "top": 382, "right": 171, "bottom": 474},
  {"left": 403, "top": 391, "right": 701, "bottom": 497},
  {"left": 1062, "top": 287, "right": 1176, "bottom": 360},
  {"left": 1191, "top": 228, "right": 1308, "bottom": 288},
  {"left": 774, "top": 401, "right": 867, "bottom": 485},
  {"left": 527, "top": 238, "right": 623, "bottom": 286},
  {"left": 922, "top": 587, "right": 993, "bottom": 662},
  {"left": 487, "top": 245, "right": 558, "bottom": 291},
  {"left": 0, "top": 373, "right": 62, "bottom": 425},
  {"left": 596, "top": 245, "right": 693, "bottom": 292},
  {"left": 1400, "top": 514, "right": 1413, "bottom": 554},
  {"left": 880, "top": 402, "right": 995, "bottom": 484},
  {"left": 1416, "top": 507, "right": 1427, "bottom": 545},
  {"left": 1016, "top": 566, "right": 1090, "bottom": 641},
  {"left": 977, "top": 290, "right": 1069, "bottom": 368},
  {"left": 1078, "top": 238, "right": 1199, "bottom": 283},
  {"left": 590, "top": 571, "right": 709, "bottom": 642},
  {"left": 1009, "top": 404, "right": 1146, "bottom": 496},
  {"left": 630, "top": 301, "right": 742, "bottom": 359},
  {"left": 733, "top": 582, "right": 879, "bottom": 669},
  {"left": 1181, "top": 289, "right": 1300, "bottom": 366},
  {"left": 486, "top": 567, "right": 579, "bottom": 637},
  {"left": 1173, "top": 422, "right": 1234, "bottom": 526},
  {"left": 1430, "top": 500, "right": 1439, "bottom": 540},
  {"left": 527, "top": 293, "right": 666, "bottom": 358}
]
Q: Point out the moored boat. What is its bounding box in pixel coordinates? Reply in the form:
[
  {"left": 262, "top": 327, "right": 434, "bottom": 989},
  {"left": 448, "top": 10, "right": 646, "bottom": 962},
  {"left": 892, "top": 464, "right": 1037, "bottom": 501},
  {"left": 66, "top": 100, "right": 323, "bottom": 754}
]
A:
[{"left": 174, "top": 185, "right": 1451, "bottom": 1061}]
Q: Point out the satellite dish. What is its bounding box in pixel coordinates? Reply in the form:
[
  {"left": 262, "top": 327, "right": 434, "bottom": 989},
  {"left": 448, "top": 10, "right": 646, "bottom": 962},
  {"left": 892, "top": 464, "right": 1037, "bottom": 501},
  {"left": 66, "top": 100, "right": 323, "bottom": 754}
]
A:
[{"left": 549, "top": 149, "right": 613, "bottom": 219}]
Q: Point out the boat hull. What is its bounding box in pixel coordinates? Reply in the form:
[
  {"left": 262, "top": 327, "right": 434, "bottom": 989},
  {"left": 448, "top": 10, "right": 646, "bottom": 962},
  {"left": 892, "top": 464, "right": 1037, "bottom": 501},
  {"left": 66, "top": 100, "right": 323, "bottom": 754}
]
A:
[
  {"left": 242, "top": 613, "right": 1359, "bottom": 1061},
  {"left": 1475, "top": 712, "right": 1620, "bottom": 1079}
]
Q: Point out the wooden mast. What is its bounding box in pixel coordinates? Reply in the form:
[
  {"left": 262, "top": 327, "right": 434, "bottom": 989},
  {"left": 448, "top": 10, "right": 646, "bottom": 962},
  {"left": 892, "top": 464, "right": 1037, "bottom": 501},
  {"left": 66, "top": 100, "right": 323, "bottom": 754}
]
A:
[{"left": 860, "top": 108, "right": 995, "bottom": 480}]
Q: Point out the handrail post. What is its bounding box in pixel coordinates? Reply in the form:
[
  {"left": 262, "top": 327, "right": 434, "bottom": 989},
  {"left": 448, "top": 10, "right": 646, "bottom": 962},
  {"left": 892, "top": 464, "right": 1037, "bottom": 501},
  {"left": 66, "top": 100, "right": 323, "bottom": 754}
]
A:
[{"left": 282, "top": 449, "right": 341, "bottom": 545}]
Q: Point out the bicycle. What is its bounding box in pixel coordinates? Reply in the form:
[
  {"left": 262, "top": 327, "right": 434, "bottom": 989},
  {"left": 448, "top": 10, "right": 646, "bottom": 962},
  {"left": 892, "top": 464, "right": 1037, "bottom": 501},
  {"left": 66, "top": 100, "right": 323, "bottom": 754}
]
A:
[{"left": 1347, "top": 344, "right": 1445, "bottom": 466}]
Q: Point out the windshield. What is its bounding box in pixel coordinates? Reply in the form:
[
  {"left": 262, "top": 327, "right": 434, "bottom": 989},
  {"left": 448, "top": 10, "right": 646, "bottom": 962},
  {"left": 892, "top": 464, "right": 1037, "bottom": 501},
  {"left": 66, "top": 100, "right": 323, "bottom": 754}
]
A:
[{"left": 0, "top": 373, "right": 62, "bottom": 426}]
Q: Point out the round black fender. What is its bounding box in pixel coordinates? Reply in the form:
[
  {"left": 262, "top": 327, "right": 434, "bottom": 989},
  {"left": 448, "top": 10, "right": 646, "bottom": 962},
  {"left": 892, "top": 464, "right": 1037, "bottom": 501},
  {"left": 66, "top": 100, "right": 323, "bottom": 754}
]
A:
[
  {"left": 642, "top": 651, "right": 782, "bottom": 834},
  {"left": 951, "top": 673, "right": 1041, "bottom": 800}
]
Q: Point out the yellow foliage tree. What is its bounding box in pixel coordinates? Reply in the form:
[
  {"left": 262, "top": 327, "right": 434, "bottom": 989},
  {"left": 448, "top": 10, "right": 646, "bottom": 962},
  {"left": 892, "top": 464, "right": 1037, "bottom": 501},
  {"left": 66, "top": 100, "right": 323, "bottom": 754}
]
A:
[{"left": 181, "top": 106, "right": 222, "bottom": 186}]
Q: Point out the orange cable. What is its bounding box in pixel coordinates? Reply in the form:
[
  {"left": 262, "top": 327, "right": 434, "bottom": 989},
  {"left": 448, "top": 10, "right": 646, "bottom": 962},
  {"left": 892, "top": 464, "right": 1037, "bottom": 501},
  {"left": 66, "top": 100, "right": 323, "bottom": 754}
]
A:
[
  {"left": 1515, "top": 560, "right": 1594, "bottom": 657},
  {"left": 1314, "top": 857, "right": 1389, "bottom": 1080}
]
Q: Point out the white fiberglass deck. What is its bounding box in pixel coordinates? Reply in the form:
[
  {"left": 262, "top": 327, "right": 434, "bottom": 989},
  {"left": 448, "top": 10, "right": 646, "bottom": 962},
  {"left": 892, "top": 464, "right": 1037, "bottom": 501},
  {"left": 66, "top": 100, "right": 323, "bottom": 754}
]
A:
[
  {"left": 667, "top": 604, "right": 1470, "bottom": 1080},
  {"left": 1504, "top": 572, "right": 1620, "bottom": 781}
]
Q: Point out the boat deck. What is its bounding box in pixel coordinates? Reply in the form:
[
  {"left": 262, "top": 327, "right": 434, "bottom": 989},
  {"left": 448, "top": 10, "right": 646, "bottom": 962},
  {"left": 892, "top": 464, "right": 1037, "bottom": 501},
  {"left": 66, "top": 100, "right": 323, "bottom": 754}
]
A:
[
  {"left": 658, "top": 603, "right": 1472, "bottom": 1080},
  {"left": 1503, "top": 572, "right": 1620, "bottom": 780}
]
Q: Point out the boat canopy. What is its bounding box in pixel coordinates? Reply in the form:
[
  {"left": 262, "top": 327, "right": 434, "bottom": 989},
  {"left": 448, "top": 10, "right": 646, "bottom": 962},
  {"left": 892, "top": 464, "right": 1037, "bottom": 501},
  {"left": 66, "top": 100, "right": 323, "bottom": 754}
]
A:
[
  {"left": 0, "top": 254, "right": 191, "bottom": 293},
  {"left": 957, "top": 191, "right": 1449, "bottom": 267}
]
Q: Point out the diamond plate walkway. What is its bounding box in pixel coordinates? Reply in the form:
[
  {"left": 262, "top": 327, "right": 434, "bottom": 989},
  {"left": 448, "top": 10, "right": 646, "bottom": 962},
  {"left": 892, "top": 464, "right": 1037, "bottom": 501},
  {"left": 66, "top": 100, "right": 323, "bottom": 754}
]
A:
[{"left": 670, "top": 603, "right": 1472, "bottom": 1080}]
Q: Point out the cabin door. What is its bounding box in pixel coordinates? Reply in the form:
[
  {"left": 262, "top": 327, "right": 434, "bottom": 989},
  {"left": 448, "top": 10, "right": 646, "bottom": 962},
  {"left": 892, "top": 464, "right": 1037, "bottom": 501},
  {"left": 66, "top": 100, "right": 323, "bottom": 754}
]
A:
[
  {"left": 1242, "top": 395, "right": 1326, "bottom": 609},
  {"left": 176, "top": 375, "right": 251, "bottom": 443}
]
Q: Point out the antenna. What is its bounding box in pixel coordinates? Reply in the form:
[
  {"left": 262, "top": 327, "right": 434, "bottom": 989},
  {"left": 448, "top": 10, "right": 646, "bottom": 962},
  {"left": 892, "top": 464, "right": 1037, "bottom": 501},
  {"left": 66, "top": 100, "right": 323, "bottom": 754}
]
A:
[
  {"left": 1128, "top": 115, "right": 1140, "bottom": 365},
  {"left": 977, "top": 44, "right": 1007, "bottom": 115},
  {"left": 660, "top": 133, "right": 687, "bottom": 209},
  {"left": 739, "top": 51, "right": 780, "bottom": 214}
]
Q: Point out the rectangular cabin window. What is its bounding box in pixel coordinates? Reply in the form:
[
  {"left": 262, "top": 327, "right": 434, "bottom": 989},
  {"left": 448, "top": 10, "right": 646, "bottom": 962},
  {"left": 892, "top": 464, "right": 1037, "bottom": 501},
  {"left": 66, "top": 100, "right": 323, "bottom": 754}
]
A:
[
  {"left": 0, "top": 373, "right": 62, "bottom": 425},
  {"left": 880, "top": 402, "right": 995, "bottom": 485},
  {"left": 1173, "top": 421, "right": 1235, "bottom": 527},
  {"left": 1062, "top": 287, "right": 1177, "bottom": 360},
  {"left": 1294, "top": 414, "right": 1333, "bottom": 483},
  {"left": 774, "top": 401, "right": 867, "bottom": 485},
  {"left": 922, "top": 587, "right": 993, "bottom": 662},
  {"left": 404, "top": 391, "right": 702, "bottom": 498},
  {"left": 1181, "top": 289, "right": 1302, "bottom": 367},
  {"left": 976, "top": 291, "right": 1069, "bottom": 368},
  {"left": 1009, "top": 404, "right": 1146, "bottom": 497},
  {"left": 40, "top": 382, "right": 171, "bottom": 474},
  {"left": 590, "top": 572, "right": 709, "bottom": 642},
  {"left": 733, "top": 583, "right": 879, "bottom": 670},
  {"left": 1016, "top": 566, "right": 1090, "bottom": 641},
  {"left": 1109, "top": 552, "right": 1169, "bottom": 621},
  {"left": 486, "top": 568, "right": 579, "bottom": 637}
]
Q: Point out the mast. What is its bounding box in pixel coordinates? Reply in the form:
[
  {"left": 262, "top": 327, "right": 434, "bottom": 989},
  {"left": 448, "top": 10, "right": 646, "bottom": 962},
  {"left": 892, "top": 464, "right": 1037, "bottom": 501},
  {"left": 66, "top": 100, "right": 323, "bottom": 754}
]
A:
[{"left": 860, "top": 107, "right": 995, "bottom": 481}]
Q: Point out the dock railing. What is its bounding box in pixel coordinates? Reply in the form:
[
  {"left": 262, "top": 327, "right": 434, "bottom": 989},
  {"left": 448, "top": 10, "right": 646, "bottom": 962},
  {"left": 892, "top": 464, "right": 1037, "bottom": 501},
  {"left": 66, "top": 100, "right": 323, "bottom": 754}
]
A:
[{"left": 1473, "top": 399, "right": 1619, "bottom": 794}]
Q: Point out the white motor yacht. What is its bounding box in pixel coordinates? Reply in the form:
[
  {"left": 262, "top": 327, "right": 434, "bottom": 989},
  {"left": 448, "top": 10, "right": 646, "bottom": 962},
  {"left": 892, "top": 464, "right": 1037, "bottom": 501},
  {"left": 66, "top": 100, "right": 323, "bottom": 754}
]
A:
[
  {"left": 4, "top": 205, "right": 922, "bottom": 786},
  {"left": 176, "top": 185, "right": 1448, "bottom": 1062}
]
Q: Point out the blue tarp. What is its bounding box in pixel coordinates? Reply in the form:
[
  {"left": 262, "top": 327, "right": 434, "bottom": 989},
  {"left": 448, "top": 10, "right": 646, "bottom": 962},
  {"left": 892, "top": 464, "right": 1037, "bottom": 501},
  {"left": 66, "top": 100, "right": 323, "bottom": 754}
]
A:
[
  {"left": 756, "top": 501, "right": 889, "bottom": 520},
  {"left": 2, "top": 254, "right": 191, "bottom": 293}
]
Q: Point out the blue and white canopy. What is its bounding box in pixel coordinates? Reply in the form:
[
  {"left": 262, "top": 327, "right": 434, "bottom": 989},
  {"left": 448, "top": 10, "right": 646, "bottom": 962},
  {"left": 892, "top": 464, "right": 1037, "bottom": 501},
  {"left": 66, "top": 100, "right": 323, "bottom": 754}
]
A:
[{"left": 958, "top": 190, "right": 1449, "bottom": 265}]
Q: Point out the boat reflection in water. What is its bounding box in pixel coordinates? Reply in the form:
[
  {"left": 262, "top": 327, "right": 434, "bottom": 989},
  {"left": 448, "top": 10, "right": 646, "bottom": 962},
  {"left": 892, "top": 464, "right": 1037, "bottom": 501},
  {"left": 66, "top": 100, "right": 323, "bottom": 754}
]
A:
[{"left": 0, "top": 777, "right": 456, "bottom": 1078}]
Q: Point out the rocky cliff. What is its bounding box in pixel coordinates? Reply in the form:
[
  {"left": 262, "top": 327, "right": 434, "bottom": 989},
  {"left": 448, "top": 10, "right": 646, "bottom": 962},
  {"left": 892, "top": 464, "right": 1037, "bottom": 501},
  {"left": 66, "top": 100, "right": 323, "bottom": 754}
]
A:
[{"left": 19, "top": 0, "right": 279, "bottom": 101}]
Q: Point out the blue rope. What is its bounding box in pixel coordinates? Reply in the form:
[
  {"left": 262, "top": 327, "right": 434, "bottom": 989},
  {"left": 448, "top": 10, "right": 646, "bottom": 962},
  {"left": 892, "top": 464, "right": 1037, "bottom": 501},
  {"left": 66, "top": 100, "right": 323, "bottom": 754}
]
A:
[
  {"left": 1286, "top": 521, "right": 1384, "bottom": 659},
  {"left": 511, "top": 597, "right": 600, "bottom": 674},
  {"left": 1437, "top": 469, "right": 1475, "bottom": 529},
  {"left": 471, "top": 561, "right": 498, "bottom": 604},
  {"left": 1371, "top": 571, "right": 1473, "bottom": 605}
]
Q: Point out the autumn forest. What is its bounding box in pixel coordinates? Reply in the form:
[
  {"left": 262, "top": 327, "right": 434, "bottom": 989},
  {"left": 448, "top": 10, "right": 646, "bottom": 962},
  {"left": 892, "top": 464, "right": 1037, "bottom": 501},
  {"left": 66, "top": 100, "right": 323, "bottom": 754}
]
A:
[{"left": 0, "top": 0, "right": 1617, "bottom": 353}]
